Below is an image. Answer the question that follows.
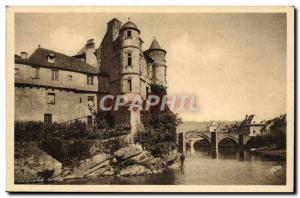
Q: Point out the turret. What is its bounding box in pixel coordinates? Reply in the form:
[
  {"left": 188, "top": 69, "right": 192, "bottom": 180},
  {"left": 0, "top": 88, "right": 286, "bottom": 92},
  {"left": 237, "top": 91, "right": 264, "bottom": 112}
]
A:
[
  {"left": 145, "top": 38, "right": 167, "bottom": 87},
  {"left": 118, "top": 19, "right": 141, "bottom": 95}
]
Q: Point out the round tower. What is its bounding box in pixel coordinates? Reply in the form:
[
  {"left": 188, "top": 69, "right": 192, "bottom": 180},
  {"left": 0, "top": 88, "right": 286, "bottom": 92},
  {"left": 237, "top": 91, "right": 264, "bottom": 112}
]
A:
[
  {"left": 145, "top": 38, "right": 167, "bottom": 88},
  {"left": 118, "top": 19, "right": 141, "bottom": 96}
]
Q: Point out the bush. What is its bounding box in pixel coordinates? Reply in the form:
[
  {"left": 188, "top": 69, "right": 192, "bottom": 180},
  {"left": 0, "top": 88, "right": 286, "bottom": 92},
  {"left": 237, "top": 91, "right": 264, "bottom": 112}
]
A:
[
  {"left": 87, "top": 123, "right": 130, "bottom": 140},
  {"left": 15, "top": 119, "right": 130, "bottom": 142},
  {"left": 136, "top": 111, "right": 182, "bottom": 157},
  {"left": 15, "top": 121, "right": 44, "bottom": 142},
  {"left": 39, "top": 137, "right": 66, "bottom": 162}
]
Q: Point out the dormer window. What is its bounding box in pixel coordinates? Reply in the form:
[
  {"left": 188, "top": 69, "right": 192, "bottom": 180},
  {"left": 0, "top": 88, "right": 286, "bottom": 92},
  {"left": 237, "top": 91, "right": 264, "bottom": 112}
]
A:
[
  {"left": 126, "top": 30, "right": 132, "bottom": 39},
  {"left": 48, "top": 54, "right": 55, "bottom": 63}
]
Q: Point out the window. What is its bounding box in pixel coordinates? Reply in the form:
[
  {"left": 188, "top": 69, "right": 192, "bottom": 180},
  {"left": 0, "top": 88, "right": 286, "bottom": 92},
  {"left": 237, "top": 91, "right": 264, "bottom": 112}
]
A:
[
  {"left": 88, "top": 96, "right": 94, "bottom": 102},
  {"left": 15, "top": 68, "right": 19, "bottom": 75},
  {"left": 253, "top": 130, "right": 256, "bottom": 134},
  {"left": 48, "top": 54, "right": 55, "bottom": 63},
  {"left": 87, "top": 116, "right": 93, "bottom": 125},
  {"left": 47, "top": 93, "right": 55, "bottom": 104},
  {"left": 79, "top": 98, "right": 82, "bottom": 103},
  {"left": 51, "top": 70, "right": 59, "bottom": 81},
  {"left": 68, "top": 75, "right": 72, "bottom": 81},
  {"left": 146, "top": 87, "right": 149, "bottom": 98},
  {"left": 87, "top": 75, "right": 94, "bottom": 85},
  {"left": 127, "top": 52, "right": 132, "bottom": 66},
  {"left": 32, "top": 67, "right": 39, "bottom": 78},
  {"left": 127, "top": 78, "right": 132, "bottom": 92},
  {"left": 44, "top": 114, "right": 52, "bottom": 124},
  {"left": 126, "top": 30, "right": 132, "bottom": 38}
]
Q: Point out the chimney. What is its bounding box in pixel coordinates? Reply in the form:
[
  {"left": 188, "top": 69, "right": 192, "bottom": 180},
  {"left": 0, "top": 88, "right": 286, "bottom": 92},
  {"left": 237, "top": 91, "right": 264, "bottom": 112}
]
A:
[
  {"left": 85, "top": 39, "right": 98, "bottom": 67},
  {"left": 107, "top": 18, "right": 122, "bottom": 41},
  {"left": 20, "top": 52, "right": 28, "bottom": 59},
  {"left": 245, "top": 114, "right": 248, "bottom": 120},
  {"left": 86, "top": 39, "right": 95, "bottom": 49}
]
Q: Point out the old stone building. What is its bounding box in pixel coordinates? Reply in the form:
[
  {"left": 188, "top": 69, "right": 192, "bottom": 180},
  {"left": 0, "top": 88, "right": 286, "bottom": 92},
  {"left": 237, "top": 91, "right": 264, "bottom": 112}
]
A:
[{"left": 15, "top": 18, "right": 167, "bottom": 135}]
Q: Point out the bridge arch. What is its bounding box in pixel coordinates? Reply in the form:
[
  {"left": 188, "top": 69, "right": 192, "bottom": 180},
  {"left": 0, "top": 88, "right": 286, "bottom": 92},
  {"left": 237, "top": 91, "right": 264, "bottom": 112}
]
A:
[
  {"left": 217, "top": 137, "right": 239, "bottom": 150},
  {"left": 217, "top": 134, "right": 239, "bottom": 144}
]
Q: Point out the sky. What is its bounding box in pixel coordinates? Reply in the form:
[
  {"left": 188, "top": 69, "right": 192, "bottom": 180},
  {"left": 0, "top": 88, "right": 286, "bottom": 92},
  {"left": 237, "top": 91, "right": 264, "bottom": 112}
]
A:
[{"left": 15, "top": 13, "right": 287, "bottom": 122}]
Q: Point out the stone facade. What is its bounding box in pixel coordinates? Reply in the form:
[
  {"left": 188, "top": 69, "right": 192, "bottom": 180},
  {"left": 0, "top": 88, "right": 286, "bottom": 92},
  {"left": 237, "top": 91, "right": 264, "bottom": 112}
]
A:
[{"left": 15, "top": 18, "right": 168, "bottom": 135}]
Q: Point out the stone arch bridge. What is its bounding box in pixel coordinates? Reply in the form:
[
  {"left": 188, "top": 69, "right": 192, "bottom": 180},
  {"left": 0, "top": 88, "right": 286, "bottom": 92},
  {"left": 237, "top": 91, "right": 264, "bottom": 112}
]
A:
[{"left": 178, "top": 131, "right": 251, "bottom": 153}]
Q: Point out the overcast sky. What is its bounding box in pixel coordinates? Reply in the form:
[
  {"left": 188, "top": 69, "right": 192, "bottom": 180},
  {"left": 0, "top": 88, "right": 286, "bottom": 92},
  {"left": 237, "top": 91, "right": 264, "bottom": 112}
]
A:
[{"left": 15, "top": 13, "right": 287, "bottom": 121}]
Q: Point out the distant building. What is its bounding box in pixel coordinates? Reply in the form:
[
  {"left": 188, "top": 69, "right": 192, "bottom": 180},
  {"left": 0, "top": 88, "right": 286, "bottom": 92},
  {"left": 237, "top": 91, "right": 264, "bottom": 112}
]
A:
[
  {"left": 248, "top": 121, "right": 265, "bottom": 137},
  {"left": 15, "top": 18, "right": 167, "bottom": 136},
  {"left": 261, "top": 114, "right": 286, "bottom": 136},
  {"left": 239, "top": 115, "right": 266, "bottom": 136}
]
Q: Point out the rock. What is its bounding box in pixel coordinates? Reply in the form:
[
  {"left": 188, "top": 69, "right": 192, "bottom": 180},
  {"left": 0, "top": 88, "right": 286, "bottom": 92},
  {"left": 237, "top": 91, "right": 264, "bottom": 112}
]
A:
[
  {"left": 62, "top": 167, "right": 72, "bottom": 177},
  {"left": 119, "top": 165, "right": 149, "bottom": 176},
  {"left": 83, "top": 160, "right": 110, "bottom": 176},
  {"left": 111, "top": 157, "right": 118, "bottom": 164},
  {"left": 85, "top": 166, "right": 110, "bottom": 178},
  {"left": 114, "top": 144, "right": 143, "bottom": 160},
  {"left": 168, "top": 153, "right": 182, "bottom": 169},
  {"left": 78, "top": 159, "right": 92, "bottom": 171},
  {"left": 63, "top": 174, "right": 83, "bottom": 181},
  {"left": 92, "top": 153, "right": 113, "bottom": 165},
  {"left": 147, "top": 157, "right": 166, "bottom": 171},
  {"left": 14, "top": 143, "right": 62, "bottom": 182},
  {"left": 102, "top": 170, "right": 115, "bottom": 176},
  {"left": 163, "top": 149, "right": 178, "bottom": 164},
  {"left": 152, "top": 168, "right": 164, "bottom": 174},
  {"left": 127, "top": 150, "right": 153, "bottom": 164}
]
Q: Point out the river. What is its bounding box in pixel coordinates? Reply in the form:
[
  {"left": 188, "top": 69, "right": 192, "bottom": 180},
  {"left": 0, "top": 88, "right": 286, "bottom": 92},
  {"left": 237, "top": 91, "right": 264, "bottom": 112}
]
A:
[{"left": 77, "top": 147, "right": 286, "bottom": 185}]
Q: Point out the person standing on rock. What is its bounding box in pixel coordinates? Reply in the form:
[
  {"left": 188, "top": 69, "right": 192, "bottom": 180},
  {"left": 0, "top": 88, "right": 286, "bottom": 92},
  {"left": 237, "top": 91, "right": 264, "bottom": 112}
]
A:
[{"left": 180, "top": 154, "right": 185, "bottom": 168}]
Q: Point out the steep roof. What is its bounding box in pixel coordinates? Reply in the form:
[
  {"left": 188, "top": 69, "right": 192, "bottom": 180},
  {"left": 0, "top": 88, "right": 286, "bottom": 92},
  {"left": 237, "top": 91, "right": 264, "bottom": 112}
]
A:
[
  {"left": 146, "top": 38, "right": 166, "bottom": 53},
  {"left": 15, "top": 48, "right": 105, "bottom": 75},
  {"left": 149, "top": 38, "right": 162, "bottom": 50}
]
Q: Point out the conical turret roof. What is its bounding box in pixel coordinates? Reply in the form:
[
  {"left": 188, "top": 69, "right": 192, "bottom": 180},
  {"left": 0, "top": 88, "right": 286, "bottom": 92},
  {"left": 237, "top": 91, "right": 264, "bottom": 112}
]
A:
[
  {"left": 149, "top": 38, "right": 162, "bottom": 50},
  {"left": 147, "top": 38, "right": 166, "bottom": 53}
]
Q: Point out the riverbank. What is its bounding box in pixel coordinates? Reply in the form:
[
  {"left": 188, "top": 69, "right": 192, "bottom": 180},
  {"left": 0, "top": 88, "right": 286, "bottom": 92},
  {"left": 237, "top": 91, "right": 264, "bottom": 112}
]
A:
[
  {"left": 250, "top": 146, "right": 286, "bottom": 159},
  {"left": 14, "top": 140, "right": 181, "bottom": 184}
]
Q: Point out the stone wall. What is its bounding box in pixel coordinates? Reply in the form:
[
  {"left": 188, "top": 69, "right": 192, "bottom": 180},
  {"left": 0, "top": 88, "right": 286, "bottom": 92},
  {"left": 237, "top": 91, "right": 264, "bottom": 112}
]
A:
[
  {"left": 15, "top": 63, "right": 99, "bottom": 92},
  {"left": 15, "top": 86, "right": 97, "bottom": 122}
]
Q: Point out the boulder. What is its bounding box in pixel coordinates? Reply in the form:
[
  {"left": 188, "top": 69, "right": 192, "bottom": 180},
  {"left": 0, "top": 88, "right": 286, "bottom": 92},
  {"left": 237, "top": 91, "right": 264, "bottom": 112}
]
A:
[
  {"left": 147, "top": 157, "right": 166, "bottom": 171},
  {"left": 163, "top": 149, "right": 178, "bottom": 164},
  {"left": 85, "top": 166, "right": 111, "bottom": 178},
  {"left": 114, "top": 144, "right": 143, "bottom": 160},
  {"left": 102, "top": 170, "right": 115, "bottom": 176},
  {"left": 78, "top": 159, "right": 92, "bottom": 171},
  {"left": 14, "top": 144, "right": 62, "bottom": 182},
  {"left": 62, "top": 167, "right": 72, "bottom": 177},
  {"left": 127, "top": 150, "right": 153, "bottom": 164},
  {"left": 92, "top": 153, "right": 113, "bottom": 165},
  {"left": 168, "top": 153, "right": 183, "bottom": 169},
  {"left": 119, "top": 165, "right": 149, "bottom": 176},
  {"left": 83, "top": 160, "right": 110, "bottom": 176}
]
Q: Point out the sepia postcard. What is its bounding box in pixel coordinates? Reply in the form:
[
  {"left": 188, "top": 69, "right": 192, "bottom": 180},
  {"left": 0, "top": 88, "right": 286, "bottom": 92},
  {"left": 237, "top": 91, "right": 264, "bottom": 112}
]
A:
[{"left": 6, "top": 6, "right": 294, "bottom": 193}]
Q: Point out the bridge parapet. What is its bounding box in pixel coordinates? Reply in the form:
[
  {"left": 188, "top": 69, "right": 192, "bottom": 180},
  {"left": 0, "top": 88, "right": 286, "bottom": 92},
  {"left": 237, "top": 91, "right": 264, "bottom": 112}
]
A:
[{"left": 178, "top": 131, "right": 251, "bottom": 153}]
